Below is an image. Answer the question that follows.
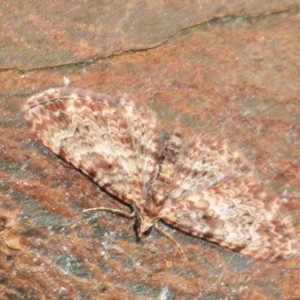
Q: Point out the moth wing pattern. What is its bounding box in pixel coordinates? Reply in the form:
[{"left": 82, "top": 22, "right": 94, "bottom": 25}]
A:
[
  {"left": 159, "top": 135, "right": 297, "bottom": 260},
  {"left": 117, "top": 96, "right": 164, "bottom": 200},
  {"left": 23, "top": 87, "right": 298, "bottom": 260},
  {"left": 23, "top": 88, "right": 162, "bottom": 207}
]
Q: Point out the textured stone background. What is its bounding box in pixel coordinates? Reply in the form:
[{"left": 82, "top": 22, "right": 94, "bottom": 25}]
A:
[{"left": 0, "top": 1, "right": 300, "bottom": 299}]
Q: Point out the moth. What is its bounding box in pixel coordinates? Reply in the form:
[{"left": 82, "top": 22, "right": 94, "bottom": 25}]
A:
[{"left": 23, "top": 87, "right": 298, "bottom": 260}]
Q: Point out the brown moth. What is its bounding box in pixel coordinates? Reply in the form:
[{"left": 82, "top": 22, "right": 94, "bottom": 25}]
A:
[{"left": 23, "top": 87, "right": 298, "bottom": 260}]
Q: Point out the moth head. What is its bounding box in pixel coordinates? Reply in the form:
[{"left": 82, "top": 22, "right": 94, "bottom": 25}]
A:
[{"left": 136, "top": 214, "right": 156, "bottom": 238}]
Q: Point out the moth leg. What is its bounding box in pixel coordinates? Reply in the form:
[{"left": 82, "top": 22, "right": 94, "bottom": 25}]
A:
[
  {"left": 154, "top": 224, "right": 188, "bottom": 261},
  {"left": 83, "top": 207, "right": 135, "bottom": 219}
]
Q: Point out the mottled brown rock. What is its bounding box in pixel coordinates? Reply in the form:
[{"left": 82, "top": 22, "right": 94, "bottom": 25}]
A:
[
  {"left": 0, "top": 0, "right": 299, "bottom": 70},
  {"left": 0, "top": 1, "right": 300, "bottom": 300}
]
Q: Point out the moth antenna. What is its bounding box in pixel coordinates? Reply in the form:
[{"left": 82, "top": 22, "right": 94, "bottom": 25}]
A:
[{"left": 154, "top": 223, "right": 188, "bottom": 261}]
